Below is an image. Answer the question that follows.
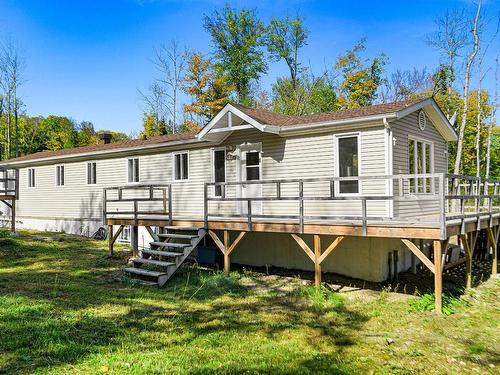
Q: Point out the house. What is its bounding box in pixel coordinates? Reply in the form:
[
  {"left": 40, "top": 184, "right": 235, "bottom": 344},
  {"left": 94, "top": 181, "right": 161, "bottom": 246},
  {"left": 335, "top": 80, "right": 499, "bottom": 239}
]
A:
[{"left": 1, "top": 97, "right": 498, "bottom": 314}]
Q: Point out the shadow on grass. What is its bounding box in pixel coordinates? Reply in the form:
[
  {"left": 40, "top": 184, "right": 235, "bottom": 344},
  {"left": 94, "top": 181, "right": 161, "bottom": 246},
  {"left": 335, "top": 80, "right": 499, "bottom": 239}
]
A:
[{"left": 0, "top": 232, "right": 369, "bottom": 374}]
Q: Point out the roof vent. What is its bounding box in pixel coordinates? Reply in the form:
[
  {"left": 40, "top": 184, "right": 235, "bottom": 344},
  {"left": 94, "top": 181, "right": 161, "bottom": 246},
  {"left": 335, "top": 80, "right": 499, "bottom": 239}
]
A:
[
  {"left": 99, "top": 132, "right": 112, "bottom": 144},
  {"left": 418, "top": 110, "right": 427, "bottom": 131}
]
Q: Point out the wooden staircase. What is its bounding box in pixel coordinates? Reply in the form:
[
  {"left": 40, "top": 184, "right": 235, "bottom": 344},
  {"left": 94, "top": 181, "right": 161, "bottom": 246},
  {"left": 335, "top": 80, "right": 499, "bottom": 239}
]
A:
[{"left": 123, "top": 226, "right": 206, "bottom": 286}]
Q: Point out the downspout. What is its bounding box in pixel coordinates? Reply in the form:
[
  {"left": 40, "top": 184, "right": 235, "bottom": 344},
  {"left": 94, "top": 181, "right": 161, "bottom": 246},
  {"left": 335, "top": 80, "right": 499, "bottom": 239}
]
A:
[{"left": 383, "top": 118, "right": 394, "bottom": 218}]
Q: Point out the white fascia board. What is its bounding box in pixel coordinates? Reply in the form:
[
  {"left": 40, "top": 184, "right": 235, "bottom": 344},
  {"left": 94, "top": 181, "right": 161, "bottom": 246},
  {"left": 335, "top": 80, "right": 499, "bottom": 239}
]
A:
[
  {"left": 2, "top": 138, "right": 206, "bottom": 167},
  {"left": 197, "top": 104, "right": 265, "bottom": 140}
]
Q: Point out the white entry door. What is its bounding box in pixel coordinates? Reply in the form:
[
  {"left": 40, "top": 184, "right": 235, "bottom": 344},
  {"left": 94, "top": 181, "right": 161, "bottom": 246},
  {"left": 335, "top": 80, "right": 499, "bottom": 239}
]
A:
[{"left": 238, "top": 143, "right": 262, "bottom": 215}]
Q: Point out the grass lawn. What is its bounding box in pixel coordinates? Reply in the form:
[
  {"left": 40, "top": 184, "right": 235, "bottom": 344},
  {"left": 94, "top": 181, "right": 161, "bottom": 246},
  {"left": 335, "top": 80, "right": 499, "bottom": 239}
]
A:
[{"left": 0, "top": 231, "right": 498, "bottom": 374}]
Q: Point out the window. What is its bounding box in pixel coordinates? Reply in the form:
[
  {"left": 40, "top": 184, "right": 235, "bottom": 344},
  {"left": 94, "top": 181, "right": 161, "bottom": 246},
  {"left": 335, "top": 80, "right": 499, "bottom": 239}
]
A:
[
  {"left": 173, "top": 152, "right": 189, "bottom": 181},
  {"left": 28, "top": 168, "right": 35, "bottom": 188},
  {"left": 56, "top": 165, "right": 65, "bottom": 186},
  {"left": 245, "top": 151, "right": 260, "bottom": 181},
  {"left": 337, "top": 135, "right": 359, "bottom": 194},
  {"left": 128, "top": 158, "right": 139, "bottom": 183},
  {"left": 118, "top": 226, "right": 131, "bottom": 243},
  {"left": 87, "top": 162, "right": 97, "bottom": 185},
  {"left": 213, "top": 148, "right": 226, "bottom": 196},
  {"left": 408, "top": 138, "right": 433, "bottom": 193}
]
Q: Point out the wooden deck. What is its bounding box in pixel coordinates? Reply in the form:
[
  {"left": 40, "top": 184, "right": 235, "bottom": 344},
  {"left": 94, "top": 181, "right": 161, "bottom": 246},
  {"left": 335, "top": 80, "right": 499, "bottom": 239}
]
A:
[{"left": 104, "top": 174, "right": 499, "bottom": 314}]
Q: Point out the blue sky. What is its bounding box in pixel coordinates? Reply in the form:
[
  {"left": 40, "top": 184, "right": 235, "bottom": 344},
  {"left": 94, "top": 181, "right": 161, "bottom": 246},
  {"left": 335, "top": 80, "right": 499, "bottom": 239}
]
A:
[{"left": 0, "top": 0, "right": 498, "bottom": 134}]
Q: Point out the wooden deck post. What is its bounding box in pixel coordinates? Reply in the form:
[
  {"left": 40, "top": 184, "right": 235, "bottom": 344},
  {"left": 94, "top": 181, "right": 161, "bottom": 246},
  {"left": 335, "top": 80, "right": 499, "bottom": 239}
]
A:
[
  {"left": 486, "top": 227, "right": 498, "bottom": 275},
  {"left": 433, "top": 240, "right": 443, "bottom": 315},
  {"left": 208, "top": 230, "right": 247, "bottom": 277},
  {"left": 314, "top": 235, "right": 321, "bottom": 287},
  {"left": 461, "top": 232, "right": 478, "bottom": 289},
  {"left": 108, "top": 225, "right": 114, "bottom": 255},
  {"left": 10, "top": 198, "right": 15, "bottom": 233},
  {"left": 131, "top": 225, "right": 139, "bottom": 257},
  {"left": 291, "top": 234, "right": 345, "bottom": 288},
  {"left": 224, "top": 230, "right": 230, "bottom": 276}
]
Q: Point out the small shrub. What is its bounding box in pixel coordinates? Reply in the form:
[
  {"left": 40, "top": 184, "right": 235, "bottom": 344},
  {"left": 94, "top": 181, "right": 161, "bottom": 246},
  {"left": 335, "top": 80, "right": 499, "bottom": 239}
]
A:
[
  {"left": 293, "top": 285, "right": 344, "bottom": 312},
  {"left": 409, "top": 293, "right": 469, "bottom": 315},
  {"left": 0, "top": 229, "right": 12, "bottom": 238},
  {"left": 468, "top": 343, "right": 485, "bottom": 354}
]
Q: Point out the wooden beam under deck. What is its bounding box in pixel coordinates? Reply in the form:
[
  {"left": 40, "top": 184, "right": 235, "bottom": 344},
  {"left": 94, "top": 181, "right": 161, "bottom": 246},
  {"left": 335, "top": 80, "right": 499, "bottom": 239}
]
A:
[{"left": 107, "top": 215, "right": 500, "bottom": 240}]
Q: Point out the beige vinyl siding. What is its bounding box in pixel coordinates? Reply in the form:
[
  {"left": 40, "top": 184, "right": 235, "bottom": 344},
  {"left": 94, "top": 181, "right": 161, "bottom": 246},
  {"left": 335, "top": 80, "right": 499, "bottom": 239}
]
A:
[
  {"left": 14, "top": 123, "right": 389, "bottom": 223},
  {"left": 207, "top": 126, "right": 388, "bottom": 219},
  {"left": 392, "top": 111, "right": 448, "bottom": 218}
]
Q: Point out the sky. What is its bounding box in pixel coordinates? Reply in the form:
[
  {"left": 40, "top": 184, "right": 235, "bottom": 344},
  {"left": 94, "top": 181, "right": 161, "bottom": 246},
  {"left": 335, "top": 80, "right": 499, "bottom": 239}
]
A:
[{"left": 0, "top": 0, "right": 498, "bottom": 135}]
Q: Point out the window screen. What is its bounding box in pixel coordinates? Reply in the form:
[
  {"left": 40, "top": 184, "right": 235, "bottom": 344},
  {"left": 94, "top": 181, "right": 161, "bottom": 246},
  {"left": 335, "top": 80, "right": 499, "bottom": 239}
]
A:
[
  {"left": 338, "top": 136, "right": 359, "bottom": 194},
  {"left": 128, "top": 158, "right": 139, "bottom": 183},
  {"left": 214, "top": 149, "right": 225, "bottom": 196},
  {"left": 87, "top": 162, "right": 97, "bottom": 184},
  {"left": 174, "top": 153, "right": 189, "bottom": 180}
]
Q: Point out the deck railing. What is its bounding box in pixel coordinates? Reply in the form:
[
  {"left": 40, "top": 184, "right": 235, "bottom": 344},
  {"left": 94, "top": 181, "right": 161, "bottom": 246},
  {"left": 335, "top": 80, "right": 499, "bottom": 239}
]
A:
[
  {"left": 0, "top": 167, "right": 19, "bottom": 198},
  {"left": 204, "top": 173, "right": 500, "bottom": 237},
  {"left": 103, "top": 184, "right": 172, "bottom": 225}
]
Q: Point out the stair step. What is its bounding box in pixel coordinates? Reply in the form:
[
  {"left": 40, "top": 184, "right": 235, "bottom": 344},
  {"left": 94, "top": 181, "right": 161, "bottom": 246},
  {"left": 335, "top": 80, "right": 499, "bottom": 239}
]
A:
[
  {"left": 132, "top": 280, "right": 159, "bottom": 287},
  {"left": 164, "top": 226, "right": 201, "bottom": 231},
  {"left": 132, "top": 258, "right": 175, "bottom": 268},
  {"left": 123, "top": 267, "right": 167, "bottom": 278},
  {"left": 158, "top": 233, "right": 198, "bottom": 240},
  {"left": 150, "top": 241, "right": 190, "bottom": 249},
  {"left": 142, "top": 249, "right": 184, "bottom": 257}
]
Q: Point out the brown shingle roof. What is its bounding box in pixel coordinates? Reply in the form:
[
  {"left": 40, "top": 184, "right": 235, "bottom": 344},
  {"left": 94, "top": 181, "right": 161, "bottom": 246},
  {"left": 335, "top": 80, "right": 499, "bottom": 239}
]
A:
[
  {"left": 7, "top": 131, "right": 198, "bottom": 163},
  {"left": 4, "top": 98, "right": 428, "bottom": 164},
  {"left": 233, "top": 98, "right": 424, "bottom": 126}
]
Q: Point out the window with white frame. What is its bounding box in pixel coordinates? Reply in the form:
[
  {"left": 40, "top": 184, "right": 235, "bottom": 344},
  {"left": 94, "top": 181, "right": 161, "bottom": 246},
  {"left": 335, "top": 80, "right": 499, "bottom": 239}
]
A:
[
  {"left": 336, "top": 135, "right": 360, "bottom": 194},
  {"left": 28, "top": 168, "right": 35, "bottom": 188},
  {"left": 127, "top": 158, "right": 139, "bottom": 183},
  {"left": 173, "top": 152, "right": 189, "bottom": 181},
  {"left": 55, "top": 165, "right": 65, "bottom": 186},
  {"left": 409, "top": 138, "right": 433, "bottom": 193},
  {"left": 87, "top": 162, "right": 97, "bottom": 185},
  {"left": 213, "top": 148, "right": 226, "bottom": 196}
]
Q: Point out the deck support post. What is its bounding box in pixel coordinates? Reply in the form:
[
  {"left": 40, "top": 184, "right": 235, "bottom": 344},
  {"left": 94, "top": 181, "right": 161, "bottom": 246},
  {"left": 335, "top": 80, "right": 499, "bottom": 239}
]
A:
[
  {"left": 314, "top": 235, "right": 321, "bottom": 287},
  {"left": 224, "top": 231, "right": 230, "bottom": 275},
  {"left": 10, "top": 199, "right": 15, "bottom": 233},
  {"left": 486, "top": 226, "right": 498, "bottom": 275},
  {"left": 461, "top": 232, "right": 478, "bottom": 289},
  {"left": 433, "top": 240, "right": 444, "bottom": 315},
  {"left": 108, "top": 225, "right": 114, "bottom": 255},
  {"left": 131, "top": 225, "right": 139, "bottom": 257},
  {"left": 291, "top": 234, "right": 345, "bottom": 288},
  {"left": 208, "top": 230, "right": 247, "bottom": 276}
]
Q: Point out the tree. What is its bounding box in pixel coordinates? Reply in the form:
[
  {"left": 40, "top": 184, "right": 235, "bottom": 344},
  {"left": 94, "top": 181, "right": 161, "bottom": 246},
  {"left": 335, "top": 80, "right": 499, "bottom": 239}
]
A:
[
  {"left": 485, "top": 55, "right": 498, "bottom": 181},
  {"left": 139, "top": 82, "right": 168, "bottom": 136},
  {"left": 266, "top": 16, "right": 308, "bottom": 89},
  {"left": 183, "top": 52, "right": 233, "bottom": 126},
  {"left": 272, "top": 71, "right": 337, "bottom": 115},
  {"left": 140, "top": 112, "right": 167, "bottom": 138},
  {"left": 77, "top": 121, "right": 98, "bottom": 146},
  {"left": 0, "top": 37, "right": 25, "bottom": 159},
  {"left": 381, "top": 68, "right": 432, "bottom": 102},
  {"left": 204, "top": 4, "right": 267, "bottom": 104},
  {"left": 39, "top": 116, "right": 78, "bottom": 151},
  {"left": 427, "top": 9, "right": 468, "bottom": 117},
  {"left": 334, "top": 39, "right": 387, "bottom": 109},
  {"left": 454, "top": 1, "right": 481, "bottom": 176},
  {"left": 154, "top": 40, "right": 186, "bottom": 132}
]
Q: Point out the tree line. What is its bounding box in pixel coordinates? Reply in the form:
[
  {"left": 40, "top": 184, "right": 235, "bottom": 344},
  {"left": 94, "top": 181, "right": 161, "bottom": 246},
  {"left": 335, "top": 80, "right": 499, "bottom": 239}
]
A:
[
  {"left": 140, "top": 1, "right": 499, "bottom": 179},
  {"left": 0, "top": 2, "right": 498, "bottom": 180}
]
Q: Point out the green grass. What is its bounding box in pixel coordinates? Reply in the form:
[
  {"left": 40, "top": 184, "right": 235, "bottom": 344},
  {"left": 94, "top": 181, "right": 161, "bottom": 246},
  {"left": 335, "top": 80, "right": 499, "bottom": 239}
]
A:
[{"left": 0, "top": 231, "right": 498, "bottom": 374}]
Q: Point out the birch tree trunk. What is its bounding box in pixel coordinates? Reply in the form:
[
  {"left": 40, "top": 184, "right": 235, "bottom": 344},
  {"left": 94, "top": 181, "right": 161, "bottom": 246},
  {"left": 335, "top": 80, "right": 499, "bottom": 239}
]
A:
[
  {"left": 454, "top": 2, "right": 481, "bottom": 176},
  {"left": 485, "top": 55, "right": 498, "bottom": 180}
]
